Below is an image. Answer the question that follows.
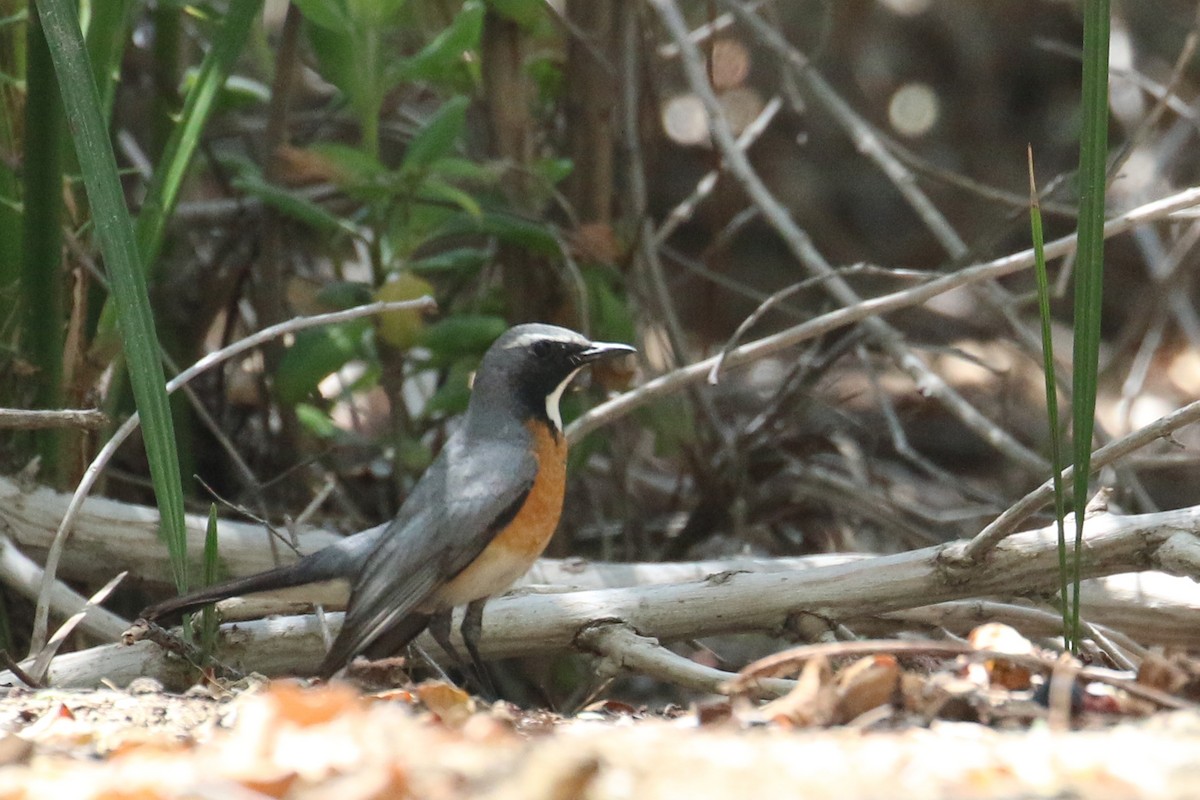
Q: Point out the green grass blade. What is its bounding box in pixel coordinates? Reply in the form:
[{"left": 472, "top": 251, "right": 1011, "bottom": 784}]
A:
[
  {"left": 82, "top": 0, "right": 133, "bottom": 118},
  {"left": 1070, "top": 0, "right": 1111, "bottom": 654},
  {"left": 1028, "top": 146, "right": 1071, "bottom": 650},
  {"left": 21, "top": 8, "right": 64, "bottom": 475},
  {"left": 0, "top": 9, "right": 24, "bottom": 319},
  {"left": 34, "top": 0, "right": 189, "bottom": 590},
  {"left": 200, "top": 503, "right": 221, "bottom": 662},
  {"left": 135, "top": 0, "right": 263, "bottom": 268},
  {"left": 91, "top": 0, "right": 263, "bottom": 355},
  {"left": 148, "top": 2, "right": 181, "bottom": 159}
]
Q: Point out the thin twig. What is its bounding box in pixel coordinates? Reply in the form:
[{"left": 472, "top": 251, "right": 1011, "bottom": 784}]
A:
[
  {"left": 29, "top": 570, "right": 127, "bottom": 684},
  {"left": 1110, "top": 6, "right": 1200, "bottom": 178},
  {"left": 706, "top": 263, "right": 923, "bottom": 384},
  {"left": 732, "top": 0, "right": 1075, "bottom": 439},
  {"left": 161, "top": 351, "right": 263, "bottom": 495},
  {"left": 654, "top": 95, "right": 782, "bottom": 247},
  {"left": 649, "top": 0, "right": 1047, "bottom": 472},
  {"left": 869, "top": 599, "right": 1146, "bottom": 668},
  {"left": 887, "top": 138, "right": 1079, "bottom": 218},
  {"left": 732, "top": 638, "right": 1195, "bottom": 711},
  {"left": 0, "top": 533, "right": 128, "bottom": 641},
  {"left": 0, "top": 408, "right": 108, "bottom": 430},
  {"left": 724, "top": 0, "right": 969, "bottom": 259},
  {"left": 622, "top": 11, "right": 728, "bottom": 449},
  {"left": 1037, "top": 36, "right": 1200, "bottom": 132},
  {"left": 194, "top": 475, "right": 303, "bottom": 558},
  {"left": 953, "top": 396, "right": 1200, "bottom": 562},
  {"left": 0, "top": 652, "right": 41, "bottom": 688},
  {"left": 577, "top": 620, "right": 794, "bottom": 698},
  {"left": 567, "top": 185, "right": 1200, "bottom": 442},
  {"left": 123, "top": 619, "right": 246, "bottom": 682},
  {"left": 855, "top": 343, "right": 1005, "bottom": 511}
]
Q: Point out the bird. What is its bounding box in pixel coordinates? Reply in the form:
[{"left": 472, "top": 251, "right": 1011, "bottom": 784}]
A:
[{"left": 140, "top": 323, "right": 635, "bottom": 679}]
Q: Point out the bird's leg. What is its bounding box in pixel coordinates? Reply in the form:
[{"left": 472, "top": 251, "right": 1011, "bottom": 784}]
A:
[
  {"left": 462, "top": 598, "right": 497, "bottom": 700},
  {"left": 427, "top": 608, "right": 464, "bottom": 670},
  {"left": 426, "top": 607, "right": 493, "bottom": 697}
]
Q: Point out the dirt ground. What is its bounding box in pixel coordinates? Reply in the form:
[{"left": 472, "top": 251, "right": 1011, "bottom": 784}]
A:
[{"left": 2, "top": 676, "right": 1200, "bottom": 800}]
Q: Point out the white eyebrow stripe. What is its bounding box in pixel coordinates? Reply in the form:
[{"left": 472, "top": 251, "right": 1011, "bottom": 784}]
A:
[{"left": 502, "top": 332, "right": 583, "bottom": 349}]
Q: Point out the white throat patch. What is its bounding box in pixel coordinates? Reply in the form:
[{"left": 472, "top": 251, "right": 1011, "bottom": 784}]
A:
[{"left": 546, "top": 367, "right": 582, "bottom": 432}]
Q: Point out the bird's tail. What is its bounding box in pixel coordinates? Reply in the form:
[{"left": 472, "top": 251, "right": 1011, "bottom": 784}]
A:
[
  {"left": 318, "top": 609, "right": 432, "bottom": 679},
  {"left": 140, "top": 554, "right": 342, "bottom": 624}
]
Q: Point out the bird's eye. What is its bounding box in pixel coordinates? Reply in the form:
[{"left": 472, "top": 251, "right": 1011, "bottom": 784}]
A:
[{"left": 531, "top": 340, "right": 553, "bottom": 358}]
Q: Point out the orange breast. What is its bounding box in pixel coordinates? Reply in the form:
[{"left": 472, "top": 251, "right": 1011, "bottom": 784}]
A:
[{"left": 430, "top": 421, "right": 567, "bottom": 608}]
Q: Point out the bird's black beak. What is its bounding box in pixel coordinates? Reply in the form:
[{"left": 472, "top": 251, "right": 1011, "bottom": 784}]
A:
[{"left": 577, "top": 341, "right": 636, "bottom": 365}]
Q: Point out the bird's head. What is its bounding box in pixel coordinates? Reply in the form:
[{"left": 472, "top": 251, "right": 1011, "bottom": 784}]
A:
[{"left": 471, "top": 324, "right": 635, "bottom": 434}]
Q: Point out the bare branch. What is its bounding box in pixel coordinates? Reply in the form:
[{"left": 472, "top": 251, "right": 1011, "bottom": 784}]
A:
[
  {"left": 11, "top": 505, "right": 1199, "bottom": 688},
  {"left": 0, "top": 409, "right": 108, "bottom": 430},
  {"left": 568, "top": 186, "right": 1200, "bottom": 442},
  {"left": 954, "top": 397, "right": 1200, "bottom": 561}
]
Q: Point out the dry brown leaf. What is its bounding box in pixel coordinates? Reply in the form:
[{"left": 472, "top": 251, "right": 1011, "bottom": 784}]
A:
[
  {"left": 967, "top": 623, "right": 1035, "bottom": 690},
  {"left": 694, "top": 699, "right": 733, "bottom": 726},
  {"left": 581, "top": 699, "right": 638, "bottom": 716},
  {"left": 368, "top": 688, "right": 418, "bottom": 705},
  {"left": 834, "top": 655, "right": 900, "bottom": 724},
  {"left": 757, "top": 655, "right": 836, "bottom": 728},
  {"left": 414, "top": 680, "right": 476, "bottom": 728},
  {"left": 1136, "top": 648, "right": 1200, "bottom": 702},
  {"left": 904, "top": 672, "right": 981, "bottom": 722},
  {"left": 1138, "top": 650, "right": 1188, "bottom": 695},
  {"left": 268, "top": 681, "right": 363, "bottom": 727}
]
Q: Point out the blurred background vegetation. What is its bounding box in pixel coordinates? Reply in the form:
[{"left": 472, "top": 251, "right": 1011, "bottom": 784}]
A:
[{"left": 2, "top": 0, "right": 1199, "bottom": 698}]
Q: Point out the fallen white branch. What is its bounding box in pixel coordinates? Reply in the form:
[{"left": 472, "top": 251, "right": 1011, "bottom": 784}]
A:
[
  {"left": 183, "top": 558, "right": 1200, "bottom": 656},
  {"left": 527, "top": 558, "right": 1200, "bottom": 651},
  {"left": 6, "top": 507, "right": 1197, "bottom": 688},
  {"left": 4, "top": 470, "right": 1200, "bottom": 657},
  {"left": 0, "top": 534, "right": 127, "bottom": 641},
  {"left": 576, "top": 620, "right": 796, "bottom": 698},
  {"left": 0, "top": 474, "right": 342, "bottom": 589}
]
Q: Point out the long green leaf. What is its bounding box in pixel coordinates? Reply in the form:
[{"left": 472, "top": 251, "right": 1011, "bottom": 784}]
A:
[
  {"left": 289, "top": 0, "right": 352, "bottom": 31},
  {"left": 401, "top": 95, "right": 469, "bottom": 173},
  {"left": 82, "top": 0, "right": 133, "bottom": 118},
  {"left": 91, "top": 0, "right": 263, "bottom": 357},
  {"left": 136, "top": 0, "right": 262, "bottom": 269},
  {"left": 1028, "top": 147, "right": 1071, "bottom": 650},
  {"left": 21, "top": 8, "right": 64, "bottom": 476},
  {"left": 233, "top": 171, "right": 360, "bottom": 235},
  {"left": 0, "top": 10, "right": 25, "bottom": 318},
  {"left": 392, "top": 0, "right": 482, "bottom": 83},
  {"left": 199, "top": 503, "right": 221, "bottom": 662},
  {"left": 34, "top": 0, "right": 189, "bottom": 590},
  {"left": 1070, "top": 0, "right": 1111, "bottom": 654}
]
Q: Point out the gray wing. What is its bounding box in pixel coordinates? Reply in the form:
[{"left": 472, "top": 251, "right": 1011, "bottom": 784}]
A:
[{"left": 319, "top": 433, "right": 536, "bottom": 674}]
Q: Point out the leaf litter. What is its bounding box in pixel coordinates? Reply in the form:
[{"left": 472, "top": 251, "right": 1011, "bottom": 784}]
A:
[{"left": 2, "top": 623, "right": 1200, "bottom": 798}]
